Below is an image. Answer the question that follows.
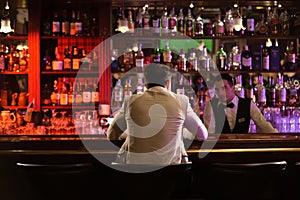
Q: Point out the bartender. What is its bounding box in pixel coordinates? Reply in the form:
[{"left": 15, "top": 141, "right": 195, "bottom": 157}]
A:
[{"left": 204, "top": 74, "right": 278, "bottom": 134}]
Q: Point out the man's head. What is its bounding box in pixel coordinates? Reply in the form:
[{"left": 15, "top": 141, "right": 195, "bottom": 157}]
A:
[
  {"left": 144, "top": 63, "right": 172, "bottom": 88},
  {"left": 214, "top": 74, "right": 235, "bottom": 103}
]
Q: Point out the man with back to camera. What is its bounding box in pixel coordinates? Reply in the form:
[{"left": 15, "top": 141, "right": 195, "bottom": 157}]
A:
[
  {"left": 204, "top": 74, "right": 278, "bottom": 134},
  {"left": 106, "top": 63, "right": 208, "bottom": 165}
]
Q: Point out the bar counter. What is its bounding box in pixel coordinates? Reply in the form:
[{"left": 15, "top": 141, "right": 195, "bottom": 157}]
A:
[{"left": 1, "top": 133, "right": 300, "bottom": 200}]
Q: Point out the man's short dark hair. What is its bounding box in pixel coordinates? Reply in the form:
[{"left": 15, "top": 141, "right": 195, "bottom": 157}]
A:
[
  {"left": 144, "top": 63, "right": 172, "bottom": 86},
  {"left": 215, "top": 74, "right": 234, "bottom": 87}
]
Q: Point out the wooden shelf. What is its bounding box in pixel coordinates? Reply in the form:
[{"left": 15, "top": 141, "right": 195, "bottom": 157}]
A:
[
  {"left": 0, "top": 71, "right": 28, "bottom": 75},
  {"left": 41, "top": 71, "right": 99, "bottom": 75},
  {"left": 2, "top": 106, "right": 28, "bottom": 110},
  {"left": 0, "top": 35, "right": 28, "bottom": 40},
  {"left": 42, "top": 105, "right": 98, "bottom": 110},
  {"left": 41, "top": 36, "right": 101, "bottom": 40}
]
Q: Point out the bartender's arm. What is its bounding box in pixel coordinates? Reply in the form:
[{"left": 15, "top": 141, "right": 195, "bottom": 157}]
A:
[{"left": 250, "top": 101, "right": 278, "bottom": 133}]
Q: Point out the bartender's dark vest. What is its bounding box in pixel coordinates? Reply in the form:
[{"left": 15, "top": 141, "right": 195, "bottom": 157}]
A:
[{"left": 211, "top": 97, "right": 251, "bottom": 133}]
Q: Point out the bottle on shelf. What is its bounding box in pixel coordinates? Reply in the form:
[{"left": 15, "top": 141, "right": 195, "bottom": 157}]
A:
[
  {"left": 228, "top": 44, "right": 241, "bottom": 71},
  {"left": 241, "top": 45, "right": 252, "bottom": 70},
  {"left": 269, "top": 6, "right": 279, "bottom": 35},
  {"left": 51, "top": 11, "right": 61, "bottom": 36},
  {"left": 70, "top": 10, "right": 76, "bottom": 36},
  {"left": 63, "top": 46, "right": 72, "bottom": 71},
  {"left": 176, "top": 75, "right": 185, "bottom": 95},
  {"left": 282, "top": 41, "right": 296, "bottom": 71},
  {"left": 224, "top": 8, "right": 234, "bottom": 36},
  {"left": 243, "top": 5, "right": 255, "bottom": 36},
  {"left": 262, "top": 44, "right": 270, "bottom": 71},
  {"left": 82, "top": 11, "right": 91, "bottom": 37},
  {"left": 124, "top": 78, "right": 132, "bottom": 98},
  {"left": 19, "top": 48, "right": 28, "bottom": 72},
  {"left": 152, "top": 7, "right": 161, "bottom": 36},
  {"left": 198, "top": 46, "right": 210, "bottom": 71},
  {"left": 75, "top": 10, "right": 83, "bottom": 37},
  {"left": 68, "top": 81, "right": 74, "bottom": 106},
  {"left": 112, "top": 79, "right": 124, "bottom": 112},
  {"left": 42, "top": 83, "right": 51, "bottom": 106},
  {"left": 8, "top": 45, "right": 19, "bottom": 72},
  {"left": 255, "top": 74, "right": 266, "bottom": 108},
  {"left": 61, "top": 9, "right": 70, "bottom": 36},
  {"left": 213, "top": 14, "right": 224, "bottom": 36},
  {"left": 135, "top": 7, "right": 143, "bottom": 32},
  {"left": 91, "top": 80, "right": 100, "bottom": 106},
  {"left": 136, "top": 77, "right": 144, "bottom": 95},
  {"left": 161, "top": 6, "right": 169, "bottom": 35},
  {"left": 74, "top": 82, "right": 83, "bottom": 106},
  {"left": 233, "top": 7, "right": 245, "bottom": 35},
  {"left": 162, "top": 41, "right": 172, "bottom": 67},
  {"left": 216, "top": 44, "right": 227, "bottom": 71},
  {"left": 42, "top": 49, "right": 52, "bottom": 71},
  {"left": 177, "top": 8, "right": 185, "bottom": 35},
  {"left": 135, "top": 43, "right": 144, "bottom": 72},
  {"left": 245, "top": 75, "right": 254, "bottom": 101},
  {"left": 0, "top": 44, "right": 7, "bottom": 72},
  {"left": 52, "top": 47, "right": 63, "bottom": 71},
  {"left": 185, "top": 8, "right": 194, "bottom": 37},
  {"left": 143, "top": 7, "right": 151, "bottom": 31},
  {"left": 286, "top": 77, "right": 299, "bottom": 106},
  {"left": 80, "top": 49, "right": 92, "bottom": 71},
  {"left": 152, "top": 47, "right": 161, "bottom": 63},
  {"left": 50, "top": 80, "right": 60, "bottom": 106},
  {"left": 82, "top": 79, "right": 92, "bottom": 105},
  {"left": 72, "top": 46, "right": 81, "bottom": 71},
  {"left": 178, "top": 48, "right": 187, "bottom": 72},
  {"left": 269, "top": 39, "right": 280, "bottom": 71},
  {"left": 194, "top": 8, "right": 204, "bottom": 36},
  {"left": 128, "top": 10, "right": 135, "bottom": 34},
  {"left": 168, "top": 7, "right": 177, "bottom": 36},
  {"left": 266, "top": 76, "right": 276, "bottom": 107},
  {"left": 279, "top": 10, "right": 290, "bottom": 36},
  {"left": 60, "top": 77, "right": 69, "bottom": 106},
  {"left": 275, "top": 73, "right": 287, "bottom": 107},
  {"left": 254, "top": 13, "right": 268, "bottom": 35},
  {"left": 188, "top": 49, "right": 198, "bottom": 72},
  {"left": 234, "top": 74, "right": 245, "bottom": 98}
]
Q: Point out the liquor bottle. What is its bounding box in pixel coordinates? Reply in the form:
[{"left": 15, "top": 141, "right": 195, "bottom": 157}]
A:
[
  {"left": 135, "top": 43, "right": 144, "bottom": 72},
  {"left": 82, "top": 11, "right": 91, "bottom": 37},
  {"left": 91, "top": 80, "right": 100, "bottom": 106},
  {"left": 224, "top": 8, "right": 234, "bottom": 36},
  {"left": 279, "top": 10, "right": 290, "bottom": 36},
  {"left": 152, "top": 7, "right": 160, "bottom": 36},
  {"left": 152, "top": 47, "right": 161, "bottom": 63},
  {"left": 123, "top": 47, "right": 134, "bottom": 72},
  {"left": 168, "top": 7, "right": 177, "bottom": 36},
  {"left": 177, "top": 48, "right": 187, "bottom": 72},
  {"left": 42, "top": 83, "right": 51, "bottom": 105},
  {"left": 213, "top": 14, "right": 224, "bottom": 36},
  {"left": 128, "top": 10, "right": 135, "bottom": 34},
  {"left": 0, "top": 45, "right": 7, "bottom": 72},
  {"left": 161, "top": 6, "right": 169, "bottom": 35},
  {"left": 135, "top": 7, "right": 143, "bottom": 36},
  {"left": 266, "top": 76, "right": 276, "bottom": 107},
  {"left": 188, "top": 50, "right": 198, "bottom": 72},
  {"left": 60, "top": 77, "right": 69, "bottom": 106},
  {"left": 241, "top": 45, "right": 252, "bottom": 70},
  {"left": 283, "top": 41, "right": 296, "bottom": 70},
  {"left": 52, "top": 47, "right": 63, "bottom": 71},
  {"left": 229, "top": 45, "right": 241, "bottom": 71},
  {"left": 269, "top": 7, "right": 279, "bottom": 35},
  {"left": 50, "top": 80, "right": 59, "bottom": 106},
  {"left": 234, "top": 75, "right": 245, "bottom": 98},
  {"left": 185, "top": 9, "right": 194, "bottom": 37},
  {"left": 82, "top": 80, "right": 91, "bottom": 105},
  {"left": 262, "top": 45, "right": 270, "bottom": 71},
  {"left": 233, "top": 8, "right": 245, "bottom": 35},
  {"left": 69, "top": 10, "right": 76, "bottom": 36},
  {"left": 61, "top": 9, "right": 70, "bottom": 36},
  {"left": 8, "top": 45, "right": 19, "bottom": 72},
  {"left": 198, "top": 46, "right": 210, "bottom": 71},
  {"left": 162, "top": 41, "right": 172, "bottom": 66},
  {"left": 275, "top": 73, "right": 286, "bottom": 106},
  {"left": 243, "top": 6, "right": 255, "bottom": 36},
  {"left": 255, "top": 74, "right": 266, "bottom": 108},
  {"left": 80, "top": 49, "right": 91, "bottom": 71},
  {"left": 176, "top": 75, "right": 185, "bottom": 95},
  {"left": 42, "top": 49, "right": 52, "bottom": 71},
  {"left": 194, "top": 10, "right": 204, "bottom": 36},
  {"left": 216, "top": 44, "right": 227, "bottom": 71},
  {"left": 254, "top": 14, "right": 268, "bottom": 35},
  {"left": 19, "top": 48, "right": 28, "bottom": 72},
  {"left": 72, "top": 46, "right": 81, "bottom": 71},
  {"left": 287, "top": 78, "right": 298, "bottom": 106},
  {"left": 52, "top": 12, "right": 61, "bottom": 36},
  {"left": 143, "top": 7, "right": 150, "bottom": 31},
  {"left": 91, "top": 17, "right": 99, "bottom": 37},
  {"left": 68, "top": 81, "right": 74, "bottom": 106},
  {"left": 245, "top": 76, "right": 254, "bottom": 101},
  {"left": 136, "top": 77, "right": 144, "bottom": 94},
  {"left": 113, "top": 79, "right": 124, "bottom": 110},
  {"left": 124, "top": 79, "right": 132, "bottom": 98},
  {"left": 177, "top": 8, "right": 185, "bottom": 35},
  {"left": 63, "top": 46, "right": 72, "bottom": 71},
  {"left": 114, "top": 7, "right": 123, "bottom": 34},
  {"left": 75, "top": 82, "right": 83, "bottom": 106},
  {"left": 75, "top": 10, "right": 83, "bottom": 37}
]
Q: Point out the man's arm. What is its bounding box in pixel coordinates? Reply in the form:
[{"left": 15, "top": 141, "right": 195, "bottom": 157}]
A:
[
  {"left": 250, "top": 102, "right": 278, "bottom": 133},
  {"left": 106, "top": 99, "right": 128, "bottom": 140}
]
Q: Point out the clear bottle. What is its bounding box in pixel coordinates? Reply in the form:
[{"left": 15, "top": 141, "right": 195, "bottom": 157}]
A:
[
  {"left": 213, "top": 14, "right": 224, "bottom": 36},
  {"left": 241, "top": 45, "right": 252, "bottom": 70},
  {"left": 194, "top": 10, "right": 204, "bottom": 36},
  {"left": 143, "top": 7, "right": 151, "bottom": 30},
  {"left": 168, "top": 7, "right": 177, "bottom": 36},
  {"left": 185, "top": 9, "right": 194, "bottom": 37},
  {"left": 177, "top": 8, "right": 185, "bottom": 35},
  {"left": 198, "top": 46, "right": 210, "bottom": 71},
  {"left": 177, "top": 48, "right": 187, "bottom": 72},
  {"left": 234, "top": 75, "right": 245, "bottom": 98},
  {"left": 135, "top": 43, "right": 144, "bottom": 72},
  {"left": 216, "top": 44, "right": 227, "bottom": 71},
  {"left": 176, "top": 75, "right": 185, "bottom": 95},
  {"left": 275, "top": 73, "right": 287, "bottom": 106},
  {"left": 229, "top": 45, "right": 241, "bottom": 70},
  {"left": 161, "top": 6, "right": 169, "bottom": 35},
  {"left": 124, "top": 79, "right": 132, "bottom": 98},
  {"left": 113, "top": 79, "right": 123, "bottom": 109},
  {"left": 188, "top": 50, "right": 198, "bottom": 72},
  {"left": 136, "top": 77, "right": 144, "bottom": 94},
  {"left": 255, "top": 74, "right": 266, "bottom": 108},
  {"left": 224, "top": 8, "right": 234, "bottom": 36}
]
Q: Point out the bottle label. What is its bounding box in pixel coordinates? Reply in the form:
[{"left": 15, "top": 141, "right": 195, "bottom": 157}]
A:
[
  {"left": 161, "top": 18, "right": 169, "bottom": 29},
  {"left": 114, "top": 90, "right": 123, "bottom": 102},
  {"left": 152, "top": 19, "right": 160, "bottom": 28},
  {"left": 242, "top": 57, "right": 252, "bottom": 69},
  {"left": 92, "top": 91, "right": 99, "bottom": 102},
  {"left": 83, "top": 92, "right": 91, "bottom": 103},
  {"left": 62, "top": 22, "right": 70, "bottom": 35},
  {"left": 52, "top": 21, "right": 60, "bottom": 33},
  {"left": 194, "top": 22, "right": 203, "bottom": 35},
  {"left": 64, "top": 58, "right": 71, "bottom": 70},
  {"left": 276, "top": 88, "right": 286, "bottom": 102},
  {"left": 215, "top": 25, "right": 224, "bottom": 35},
  {"left": 144, "top": 18, "right": 150, "bottom": 29},
  {"left": 72, "top": 58, "right": 80, "bottom": 70},
  {"left": 246, "top": 19, "right": 255, "bottom": 32},
  {"left": 262, "top": 55, "right": 270, "bottom": 70},
  {"left": 135, "top": 58, "right": 144, "bottom": 68},
  {"left": 70, "top": 23, "right": 76, "bottom": 35},
  {"left": 257, "top": 89, "right": 266, "bottom": 103},
  {"left": 75, "top": 94, "right": 82, "bottom": 104},
  {"left": 52, "top": 60, "right": 63, "bottom": 70},
  {"left": 177, "top": 19, "right": 184, "bottom": 33},
  {"left": 169, "top": 18, "right": 176, "bottom": 30},
  {"left": 60, "top": 94, "right": 68, "bottom": 105},
  {"left": 68, "top": 94, "right": 74, "bottom": 105}
]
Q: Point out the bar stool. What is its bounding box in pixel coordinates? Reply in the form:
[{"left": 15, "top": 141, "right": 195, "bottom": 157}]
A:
[{"left": 191, "top": 161, "right": 287, "bottom": 200}]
